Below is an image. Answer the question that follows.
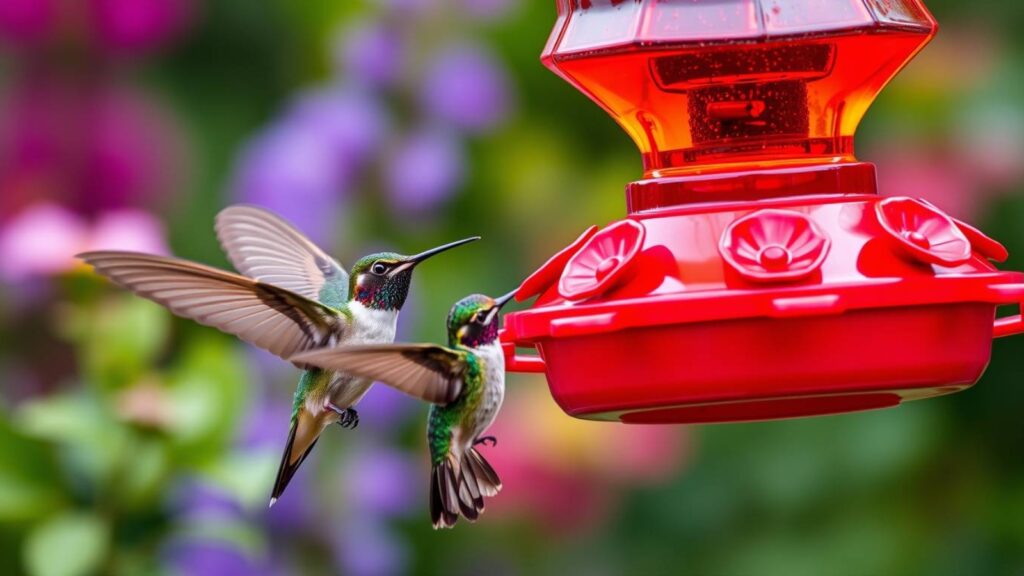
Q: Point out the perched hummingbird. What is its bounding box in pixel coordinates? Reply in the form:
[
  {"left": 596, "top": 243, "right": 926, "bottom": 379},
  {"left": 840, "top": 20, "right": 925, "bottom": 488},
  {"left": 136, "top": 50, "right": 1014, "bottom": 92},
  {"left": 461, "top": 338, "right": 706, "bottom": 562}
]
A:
[
  {"left": 293, "top": 290, "right": 515, "bottom": 528},
  {"left": 77, "top": 205, "right": 479, "bottom": 506}
]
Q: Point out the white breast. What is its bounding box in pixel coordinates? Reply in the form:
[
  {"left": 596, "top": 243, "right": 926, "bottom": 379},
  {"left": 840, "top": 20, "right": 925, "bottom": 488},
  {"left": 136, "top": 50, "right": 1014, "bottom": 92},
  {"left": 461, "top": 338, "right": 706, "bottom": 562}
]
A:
[
  {"left": 467, "top": 341, "right": 506, "bottom": 441},
  {"left": 322, "top": 301, "right": 400, "bottom": 410},
  {"left": 346, "top": 301, "right": 399, "bottom": 345}
]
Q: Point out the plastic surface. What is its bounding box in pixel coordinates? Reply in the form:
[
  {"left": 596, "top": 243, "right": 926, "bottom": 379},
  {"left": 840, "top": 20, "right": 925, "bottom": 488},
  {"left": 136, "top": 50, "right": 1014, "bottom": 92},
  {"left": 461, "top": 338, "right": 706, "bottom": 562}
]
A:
[
  {"left": 542, "top": 0, "right": 936, "bottom": 179},
  {"left": 876, "top": 197, "right": 972, "bottom": 266},
  {"left": 558, "top": 220, "right": 645, "bottom": 301},
  {"left": 719, "top": 209, "right": 830, "bottom": 282},
  {"left": 500, "top": 0, "right": 1024, "bottom": 424}
]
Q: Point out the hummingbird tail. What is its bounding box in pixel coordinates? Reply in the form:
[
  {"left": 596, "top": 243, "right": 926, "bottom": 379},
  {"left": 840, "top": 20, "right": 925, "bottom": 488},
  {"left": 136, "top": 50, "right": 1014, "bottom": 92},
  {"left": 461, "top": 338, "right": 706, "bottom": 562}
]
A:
[
  {"left": 429, "top": 448, "right": 502, "bottom": 530},
  {"left": 430, "top": 456, "right": 460, "bottom": 529},
  {"left": 270, "top": 412, "right": 320, "bottom": 506},
  {"left": 464, "top": 447, "right": 501, "bottom": 497}
]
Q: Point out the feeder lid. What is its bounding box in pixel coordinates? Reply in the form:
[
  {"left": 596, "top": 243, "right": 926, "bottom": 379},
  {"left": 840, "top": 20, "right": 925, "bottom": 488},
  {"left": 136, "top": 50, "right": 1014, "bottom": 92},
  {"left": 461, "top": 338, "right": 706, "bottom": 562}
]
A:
[{"left": 542, "top": 0, "right": 937, "bottom": 177}]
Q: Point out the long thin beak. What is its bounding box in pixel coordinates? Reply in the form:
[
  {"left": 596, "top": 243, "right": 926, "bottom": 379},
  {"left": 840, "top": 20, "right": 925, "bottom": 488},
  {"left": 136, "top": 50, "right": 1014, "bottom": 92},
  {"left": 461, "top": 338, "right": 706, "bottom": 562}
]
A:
[
  {"left": 494, "top": 289, "right": 516, "bottom": 310},
  {"left": 390, "top": 236, "right": 480, "bottom": 275},
  {"left": 484, "top": 289, "right": 517, "bottom": 325}
]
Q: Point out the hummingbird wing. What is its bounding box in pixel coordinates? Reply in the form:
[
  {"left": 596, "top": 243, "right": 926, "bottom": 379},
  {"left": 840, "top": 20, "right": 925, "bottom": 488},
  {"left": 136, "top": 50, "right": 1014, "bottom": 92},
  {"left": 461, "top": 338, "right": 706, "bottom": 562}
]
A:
[
  {"left": 214, "top": 205, "right": 350, "bottom": 303},
  {"left": 79, "top": 251, "right": 349, "bottom": 363},
  {"left": 291, "top": 344, "right": 466, "bottom": 405}
]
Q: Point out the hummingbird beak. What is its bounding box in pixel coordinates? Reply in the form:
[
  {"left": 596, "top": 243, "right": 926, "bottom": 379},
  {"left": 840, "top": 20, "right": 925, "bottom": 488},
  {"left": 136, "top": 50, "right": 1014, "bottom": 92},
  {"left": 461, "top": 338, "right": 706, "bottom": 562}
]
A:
[
  {"left": 389, "top": 236, "right": 480, "bottom": 276},
  {"left": 484, "top": 290, "right": 517, "bottom": 325}
]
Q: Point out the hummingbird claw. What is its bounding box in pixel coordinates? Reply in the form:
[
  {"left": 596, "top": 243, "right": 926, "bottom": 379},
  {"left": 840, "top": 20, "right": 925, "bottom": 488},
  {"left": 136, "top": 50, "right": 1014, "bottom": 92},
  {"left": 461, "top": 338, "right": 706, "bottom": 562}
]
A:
[
  {"left": 473, "top": 435, "right": 497, "bottom": 448},
  {"left": 337, "top": 408, "right": 360, "bottom": 430}
]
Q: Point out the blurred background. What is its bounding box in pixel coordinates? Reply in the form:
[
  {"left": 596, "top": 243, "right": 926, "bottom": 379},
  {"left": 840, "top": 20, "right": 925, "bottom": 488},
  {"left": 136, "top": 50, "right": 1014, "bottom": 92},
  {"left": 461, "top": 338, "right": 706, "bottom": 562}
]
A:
[{"left": 2, "top": 1, "right": 1024, "bottom": 575}]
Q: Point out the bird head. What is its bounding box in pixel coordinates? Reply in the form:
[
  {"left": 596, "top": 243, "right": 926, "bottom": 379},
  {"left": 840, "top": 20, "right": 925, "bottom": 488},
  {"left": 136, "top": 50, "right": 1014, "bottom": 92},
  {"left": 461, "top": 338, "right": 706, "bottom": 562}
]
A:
[{"left": 349, "top": 236, "right": 479, "bottom": 311}]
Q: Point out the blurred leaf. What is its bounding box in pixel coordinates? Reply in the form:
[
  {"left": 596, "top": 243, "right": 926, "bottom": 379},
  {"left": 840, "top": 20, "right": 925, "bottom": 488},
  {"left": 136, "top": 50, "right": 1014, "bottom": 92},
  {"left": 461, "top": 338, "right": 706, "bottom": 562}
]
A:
[
  {"left": 14, "top": 394, "right": 130, "bottom": 487},
  {"left": 24, "top": 512, "right": 109, "bottom": 576},
  {"left": 63, "top": 296, "right": 170, "bottom": 392},
  {"left": 166, "top": 336, "right": 249, "bottom": 463},
  {"left": 117, "top": 438, "right": 171, "bottom": 508},
  {"left": 0, "top": 417, "right": 63, "bottom": 522},
  {"left": 198, "top": 450, "right": 279, "bottom": 511}
]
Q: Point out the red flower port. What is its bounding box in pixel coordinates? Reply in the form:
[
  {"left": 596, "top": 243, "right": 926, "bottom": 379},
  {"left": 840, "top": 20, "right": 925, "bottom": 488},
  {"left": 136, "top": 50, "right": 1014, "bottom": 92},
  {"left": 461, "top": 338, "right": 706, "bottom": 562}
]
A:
[
  {"left": 719, "top": 209, "right": 831, "bottom": 282},
  {"left": 515, "top": 225, "right": 599, "bottom": 302},
  {"left": 876, "top": 197, "right": 972, "bottom": 266},
  {"left": 557, "top": 220, "right": 645, "bottom": 301}
]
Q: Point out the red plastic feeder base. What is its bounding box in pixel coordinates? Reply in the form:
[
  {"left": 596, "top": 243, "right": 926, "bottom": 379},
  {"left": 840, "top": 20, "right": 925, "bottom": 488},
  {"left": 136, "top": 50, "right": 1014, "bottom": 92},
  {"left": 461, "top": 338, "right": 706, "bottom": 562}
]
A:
[{"left": 535, "top": 303, "right": 989, "bottom": 423}]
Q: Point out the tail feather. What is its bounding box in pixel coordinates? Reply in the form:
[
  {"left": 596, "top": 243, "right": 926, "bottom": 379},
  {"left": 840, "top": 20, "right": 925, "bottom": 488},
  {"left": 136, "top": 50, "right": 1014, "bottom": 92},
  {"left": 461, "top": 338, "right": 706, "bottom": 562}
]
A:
[
  {"left": 429, "top": 448, "right": 501, "bottom": 529},
  {"left": 465, "top": 447, "right": 501, "bottom": 497},
  {"left": 270, "top": 412, "right": 320, "bottom": 506},
  {"left": 430, "top": 457, "right": 460, "bottom": 529}
]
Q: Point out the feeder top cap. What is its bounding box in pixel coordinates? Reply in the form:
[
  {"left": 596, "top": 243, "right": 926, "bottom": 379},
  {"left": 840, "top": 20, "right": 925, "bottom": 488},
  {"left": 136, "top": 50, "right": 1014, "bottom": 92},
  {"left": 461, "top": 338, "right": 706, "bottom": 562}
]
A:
[{"left": 543, "top": 0, "right": 936, "bottom": 178}]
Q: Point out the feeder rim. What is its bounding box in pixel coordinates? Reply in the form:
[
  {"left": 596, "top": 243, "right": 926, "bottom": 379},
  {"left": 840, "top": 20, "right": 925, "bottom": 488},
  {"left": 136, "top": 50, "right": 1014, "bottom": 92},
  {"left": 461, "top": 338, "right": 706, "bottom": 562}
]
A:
[{"left": 503, "top": 273, "right": 1024, "bottom": 342}]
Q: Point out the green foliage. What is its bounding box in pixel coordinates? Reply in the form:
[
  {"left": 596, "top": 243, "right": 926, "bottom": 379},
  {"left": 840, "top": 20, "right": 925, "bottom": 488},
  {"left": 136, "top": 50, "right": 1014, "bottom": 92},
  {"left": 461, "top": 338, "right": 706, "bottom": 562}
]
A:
[{"left": 24, "top": 512, "right": 109, "bottom": 576}]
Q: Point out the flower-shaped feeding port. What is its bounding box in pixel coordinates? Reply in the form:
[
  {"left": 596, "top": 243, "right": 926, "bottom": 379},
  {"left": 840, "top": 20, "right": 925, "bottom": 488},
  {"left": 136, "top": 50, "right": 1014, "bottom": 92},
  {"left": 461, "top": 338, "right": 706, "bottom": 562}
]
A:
[
  {"left": 917, "top": 198, "right": 1007, "bottom": 262},
  {"left": 558, "top": 220, "right": 645, "bottom": 301},
  {"left": 876, "top": 197, "right": 972, "bottom": 266},
  {"left": 515, "top": 225, "right": 599, "bottom": 302},
  {"left": 719, "top": 209, "right": 831, "bottom": 282}
]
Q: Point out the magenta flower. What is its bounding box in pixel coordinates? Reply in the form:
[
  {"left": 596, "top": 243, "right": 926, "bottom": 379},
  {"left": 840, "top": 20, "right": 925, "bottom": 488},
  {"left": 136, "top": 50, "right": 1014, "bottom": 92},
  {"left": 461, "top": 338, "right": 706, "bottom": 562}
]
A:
[
  {"left": 0, "top": 76, "right": 188, "bottom": 218},
  {"left": 88, "top": 0, "right": 196, "bottom": 53},
  {"left": 0, "top": 0, "right": 55, "bottom": 46},
  {"left": 420, "top": 43, "right": 512, "bottom": 133}
]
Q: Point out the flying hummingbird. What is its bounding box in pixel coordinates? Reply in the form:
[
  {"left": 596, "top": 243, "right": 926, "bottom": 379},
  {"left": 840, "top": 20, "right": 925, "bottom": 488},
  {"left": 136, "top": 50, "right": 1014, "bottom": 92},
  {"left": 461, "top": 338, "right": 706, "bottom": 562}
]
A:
[
  {"left": 77, "top": 205, "right": 479, "bottom": 506},
  {"left": 292, "top": 290, "right": 515, "bottom": 528}
]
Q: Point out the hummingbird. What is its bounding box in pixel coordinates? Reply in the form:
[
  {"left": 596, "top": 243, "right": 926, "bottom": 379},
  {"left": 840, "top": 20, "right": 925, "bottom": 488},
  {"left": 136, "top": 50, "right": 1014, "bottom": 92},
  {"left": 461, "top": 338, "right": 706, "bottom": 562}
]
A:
[
  {"left": 292, "top": 290, "right": 515, "bottom": 528},
  {"left": 77, "top": 205, "right": 479, "bottom": 506}
]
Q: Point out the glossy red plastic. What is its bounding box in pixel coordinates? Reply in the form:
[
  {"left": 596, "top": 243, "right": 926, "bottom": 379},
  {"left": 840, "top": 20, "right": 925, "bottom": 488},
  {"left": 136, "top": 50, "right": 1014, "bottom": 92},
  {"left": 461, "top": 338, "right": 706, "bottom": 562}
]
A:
[
  {"left": 558, "top": 220, "right": 645, "bottom": 301},
  {"left": 502, "top": 0, "right": 1024, "bottom": 424}
]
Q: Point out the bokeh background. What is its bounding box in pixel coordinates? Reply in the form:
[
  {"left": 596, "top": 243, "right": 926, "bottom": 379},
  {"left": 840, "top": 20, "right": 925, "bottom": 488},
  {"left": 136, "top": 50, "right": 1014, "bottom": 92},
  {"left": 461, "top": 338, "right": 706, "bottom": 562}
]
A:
[{"left": 2, "top": 1, "right": 1024, "bottom": 575}]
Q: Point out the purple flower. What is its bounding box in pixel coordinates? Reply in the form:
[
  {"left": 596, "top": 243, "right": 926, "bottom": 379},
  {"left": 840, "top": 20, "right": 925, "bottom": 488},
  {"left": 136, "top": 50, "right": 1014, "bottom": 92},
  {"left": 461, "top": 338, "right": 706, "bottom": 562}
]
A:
[
  {"left": 420, "top": 43, "right": 512, "bottom": 133},
  {"left": 163, "top": 538, "right": 274, "bottom": 576},
  {"left": 289, "top": 86, "right": 389, "bottom": 170},
  {"left": 237, "top": 393, "right": 293, "bottom": 452},
  {"left": 89, "top": 0, "right": 195, "bottom": 53},
  {"left": 334, "top": 520, "right": 408, "bottom": 576},
  {"left": 384, "top": 126, "right": 464, "bottom": 214},
  {"left": 0, "top": 0, "right": 55, "bottom": 46},
  {"left": 341, "top": 446, "right": 420, "bottom": 518},
  {"left": 169, "top": 479, "right": 244, "bottom": 521},
  {"left": 461, "top": 0, "right": 520, "bottom": 22},
  {"left": 336, "top": 22, "right": 404, "bottom": 89},
  {"left": 232, "top": 122, "right": 345, "bottom": 247}
]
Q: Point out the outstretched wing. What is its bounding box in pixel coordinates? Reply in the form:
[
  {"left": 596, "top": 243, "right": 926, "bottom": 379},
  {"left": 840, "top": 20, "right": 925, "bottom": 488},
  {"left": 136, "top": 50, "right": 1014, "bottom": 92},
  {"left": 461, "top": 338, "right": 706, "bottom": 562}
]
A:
[
  {"left": 79, "top": 251, "right": 349, "bottom": 362},
  {"left": 214, "top": 205, "right": 349, "bottom": 304},
  {"left": 291, "top": 344, "right": 466, "bottom": 405}
]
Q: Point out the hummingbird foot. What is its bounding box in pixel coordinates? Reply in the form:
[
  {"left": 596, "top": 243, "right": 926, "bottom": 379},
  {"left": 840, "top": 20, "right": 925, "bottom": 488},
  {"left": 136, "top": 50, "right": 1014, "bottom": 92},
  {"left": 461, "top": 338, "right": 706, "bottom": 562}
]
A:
[
  {"left": 326, "top": 403, "right": 360, "bottom": 430},
  {"left": 473, "top": 435, "right": 497, "bottom": 448},
  {"left": 338, "top": 408, "right": 359, "bottom": 429}
]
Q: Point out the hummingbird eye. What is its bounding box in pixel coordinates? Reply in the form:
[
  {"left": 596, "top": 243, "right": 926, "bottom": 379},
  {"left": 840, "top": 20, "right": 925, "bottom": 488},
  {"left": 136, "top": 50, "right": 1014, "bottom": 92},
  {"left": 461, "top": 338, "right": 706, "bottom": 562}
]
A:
[{"left": 371, "top": 262, "right": 388, "bottom": 275}]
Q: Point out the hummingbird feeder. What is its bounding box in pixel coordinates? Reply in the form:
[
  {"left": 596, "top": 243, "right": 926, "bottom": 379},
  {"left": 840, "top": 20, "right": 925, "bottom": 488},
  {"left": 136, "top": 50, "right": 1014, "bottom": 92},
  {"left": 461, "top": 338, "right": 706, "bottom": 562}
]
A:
[{"left": 500, "top": 0, "right": 1024, "bottom": 423}]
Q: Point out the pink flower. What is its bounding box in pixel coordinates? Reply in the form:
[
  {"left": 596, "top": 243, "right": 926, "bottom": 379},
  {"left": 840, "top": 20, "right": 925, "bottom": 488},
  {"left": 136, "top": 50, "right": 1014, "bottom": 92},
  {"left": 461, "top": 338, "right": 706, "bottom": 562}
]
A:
[
  {"left": 483, "top": 383, "right": 690, "bottom": 533},
  {"left": 0, "top": 203, "right": 167, "bottom": 281}
]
